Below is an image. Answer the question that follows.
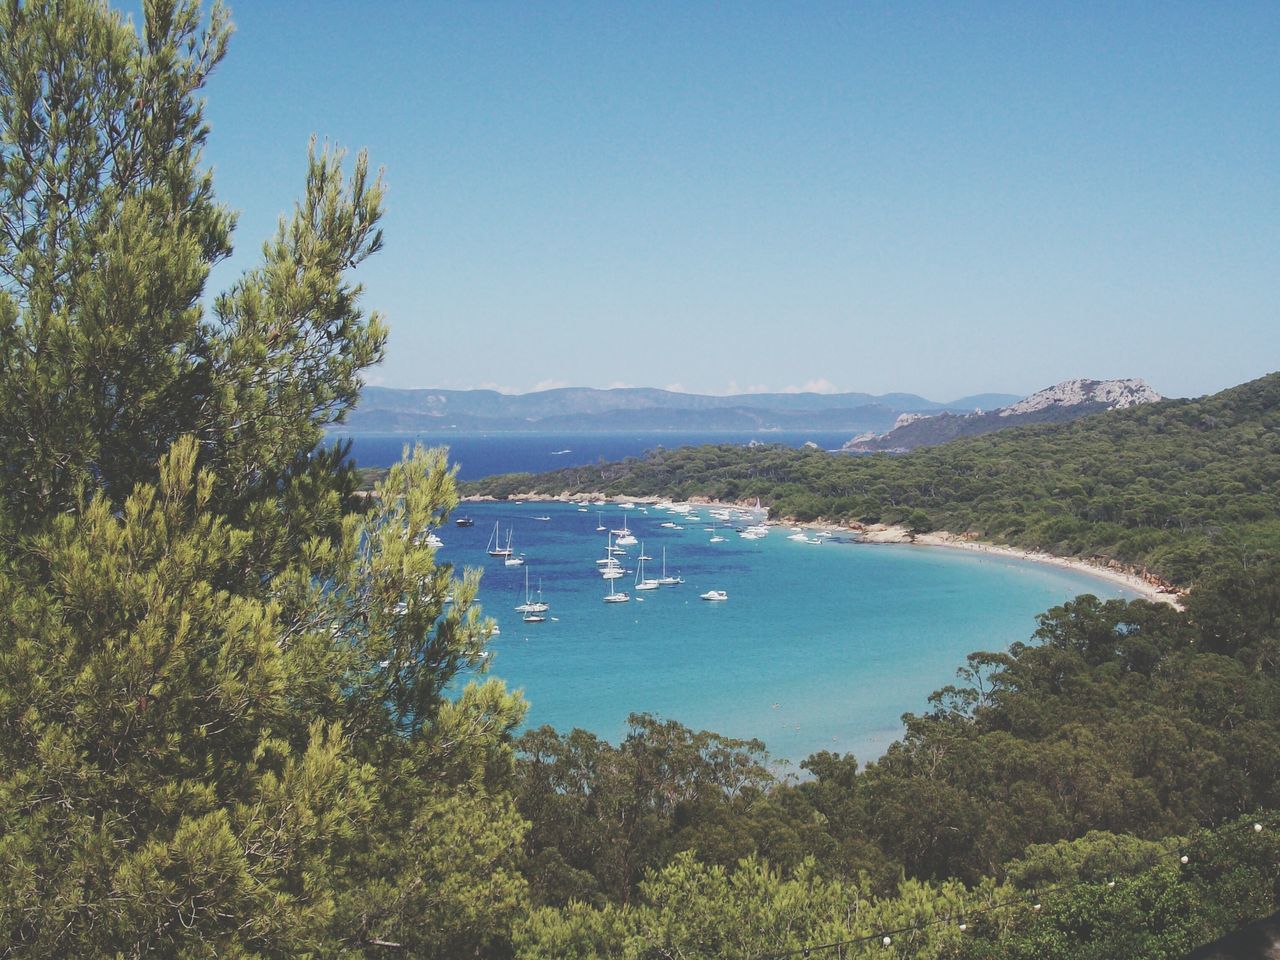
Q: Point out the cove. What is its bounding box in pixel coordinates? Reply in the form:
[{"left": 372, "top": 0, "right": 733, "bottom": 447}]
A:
[{"left": 442, "top": 500, "right": 1140, "bottom": 767}]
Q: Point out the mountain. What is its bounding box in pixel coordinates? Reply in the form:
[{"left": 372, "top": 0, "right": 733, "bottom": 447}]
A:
[
  {"left": 842, "top": 378, "right": 1162, "bottom": 452},
  {"left": 344, "top": 386, "right": 1024, "bottom": 434}
]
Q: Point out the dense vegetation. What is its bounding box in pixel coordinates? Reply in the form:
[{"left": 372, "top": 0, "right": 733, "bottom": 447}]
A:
[
  {"left": 468, "top": 372, "right": 1280, "bottom": 585},
  {"left": 0, "top": 3, "right": 519, "bottom": 955},
  {"left": 3, "top": 3, "right": 1278, "bottom": 957}
]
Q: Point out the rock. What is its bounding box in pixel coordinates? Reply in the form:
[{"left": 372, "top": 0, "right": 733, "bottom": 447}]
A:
[{"left": 997, "top": 378, "right": 1162, "bottom": 417}]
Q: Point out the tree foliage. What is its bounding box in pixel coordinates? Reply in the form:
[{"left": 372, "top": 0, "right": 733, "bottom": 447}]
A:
[{"left": 0, "top": 3, "right": 525, "bottom": 956}]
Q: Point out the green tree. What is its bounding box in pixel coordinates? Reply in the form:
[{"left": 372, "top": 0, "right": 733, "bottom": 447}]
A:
[{"left": 0, "top": 2, "right": 526, "bottom": 956}]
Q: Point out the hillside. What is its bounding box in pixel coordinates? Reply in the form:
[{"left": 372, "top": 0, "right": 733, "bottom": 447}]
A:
[
  {"left": 844, "top": 378, "right": 1163, "bottom": 452},
  {"left": 466, "top": 372, "right": 1280, "bottom": 585},
  {"left": 346, "top": 385, "right": 1022, "bottom": 433}
]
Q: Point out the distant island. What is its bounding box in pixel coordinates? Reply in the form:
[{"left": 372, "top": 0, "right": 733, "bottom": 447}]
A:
[{"left": 343, "top": 385, "right": 1022, "bottom": 434}]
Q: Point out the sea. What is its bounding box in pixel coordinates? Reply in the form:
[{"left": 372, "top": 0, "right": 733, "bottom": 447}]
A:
[
  {"left": 334, "top": 430, "right": 858, "bottom": 481},
  {"left": 429, "top": 499, "right": 1138, "bottom": 769}
]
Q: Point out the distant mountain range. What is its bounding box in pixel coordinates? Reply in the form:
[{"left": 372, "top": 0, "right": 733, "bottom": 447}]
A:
[
  {"left": 841, "top": 378, "right": 1163, "bottom": 452},
  {"left": 344, "top": 386, "right": 1023, "bottom": 434}
]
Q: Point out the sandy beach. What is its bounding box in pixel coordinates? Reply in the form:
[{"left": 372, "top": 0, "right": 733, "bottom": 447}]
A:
[{"left": 907, "top": 530, "right": 1181, "bottom": 608}]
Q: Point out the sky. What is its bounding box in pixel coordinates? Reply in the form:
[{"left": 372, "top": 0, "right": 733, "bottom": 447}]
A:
[{"left": 193, "top": 1, "right": 1278, "bottom": 401}]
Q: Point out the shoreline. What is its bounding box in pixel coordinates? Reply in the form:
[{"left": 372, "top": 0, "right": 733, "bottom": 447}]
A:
[{"left": 462, "top": 491, "right": 1184, "bottom": 608}]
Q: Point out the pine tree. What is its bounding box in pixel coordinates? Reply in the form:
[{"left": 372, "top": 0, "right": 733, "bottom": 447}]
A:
[{"left": 0, "top": 2, "right": 527, "bottom": 955}]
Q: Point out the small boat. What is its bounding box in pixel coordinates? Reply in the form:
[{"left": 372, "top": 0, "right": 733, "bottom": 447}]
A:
[
  {"left": 596, "top": 513, "right": 607, "bottom": 532},
  {"left": 551, "top": 449, "right": 571, "bottom": 455},
  {"left": 634, "top": 544, "right": 660, "bottom": 590},
  {"left": 601, "top": 568, "right": 625, "bottom": 580},
  {"left": 522, "top": 612, "right": 546, "bottom": 623},
  {"left": 455, "top": 516, "right": 474, "bottom": 528},
  {"left": 486, "top": 522, "right": 513, "bottom": 558},
  {"left": 657, "top": 546, "right": 683, "bottom": 586},
  {"left": 700, "top": 590, "right": 728, "bottom": 602},
  {"left": 504, "top": 555, "right": 525, "bottom": 567},
  {"left": 709, "top": 535, "right": 726, "bottom": 544},
  {"left": 515, "top": 569, "right": 549, "bottom": 613},
  {"left": 603, "top": 578, "right": 630, "bottom": 603},
  {"left": 423, "top": 532, "right": 444, "bottom": 548},
  {"left": 533, "top": 516, "right": 551, "bottom": 522}
]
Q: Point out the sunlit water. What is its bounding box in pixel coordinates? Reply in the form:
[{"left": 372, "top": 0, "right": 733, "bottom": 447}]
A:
[{"left": 439, "top": 500, "right": 1138, "bottom": 768}]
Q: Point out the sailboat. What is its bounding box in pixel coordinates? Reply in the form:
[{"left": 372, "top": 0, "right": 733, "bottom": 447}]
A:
[
  {"left": 603, "top": 575, "right": 630, "bottom": 603},
  {"left": 503, "top": 531, "right": 524, "bottom": 566},
  {"left": 634, "top": 543, "right": 659, "bottom": 591},
  {"left": 595, "top": 513, "right": 606, "bottom": 532},
  {"left": 657, "top": 546, "right": 683, "bottom": 586},
  {"left": 486, "top": 521, "right": 512, "bottom": 557},
  {"left": 599, "top": 532, "right": 626, "bottom": 578},
  {"left": 610, "top": 515, "right": 636, "bottom": 541},
  {"left": 515, "top": 568, "right": 549, "bottom": 614}
]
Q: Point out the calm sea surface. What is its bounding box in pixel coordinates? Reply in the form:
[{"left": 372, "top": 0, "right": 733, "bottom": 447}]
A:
[
  {"left": 335, "top": 430, "right": 856, "bottom": 479},
  {"left": 437, "top": 500, "right": 1138, "bottom": 768}
]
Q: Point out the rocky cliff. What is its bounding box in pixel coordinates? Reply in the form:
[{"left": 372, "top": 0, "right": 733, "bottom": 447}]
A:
[{"left": 843, "top": 378, "right": 1164, "bottom": 453}]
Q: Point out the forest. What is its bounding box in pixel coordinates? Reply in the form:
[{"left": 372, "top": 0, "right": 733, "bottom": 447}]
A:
[{"left": 1, "top": 3, "right": 1277, "bottom": 957}]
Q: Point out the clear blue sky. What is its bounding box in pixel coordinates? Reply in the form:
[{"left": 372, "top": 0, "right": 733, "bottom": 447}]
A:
[{"left": 196, "top": 1, "right": 1278, "bottom": 401}]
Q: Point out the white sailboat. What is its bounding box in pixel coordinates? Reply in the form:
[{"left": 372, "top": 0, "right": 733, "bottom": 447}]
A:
[
  {"left": 486, "top": 521, "right": 512, "bottom": 557},
  {"left": 657, "top": 546, "right": 683, "bottom": 586},
  {"left": 596, "top": 513, "right": 607, "bottom": 532},
  {"left": 503, "top": 531, "right": 524, "bottom": 565},
  {"left": 610, "top": 515, "right": 638, "bottom": 546},
  {"left": 515, "top": 568, "right": 549, "bottom": 614},
  {"left": 603, "top": 576, "right": 630, "bottom": 603},
  {"left": 599, "top": 532, "right": 626, "bottom": 578},
  {"left": 634, "top": 543, "right": 660, "bottom": 590}
]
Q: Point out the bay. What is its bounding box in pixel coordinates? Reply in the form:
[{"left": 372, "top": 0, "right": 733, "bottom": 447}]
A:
[{"left": 439, "top": 499, "right": 1139, "bottom": 768}]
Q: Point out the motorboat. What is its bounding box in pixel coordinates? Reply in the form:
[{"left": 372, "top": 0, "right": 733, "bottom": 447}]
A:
[{"left": 700, "top": 590, "right": 728, "bottom": 601}]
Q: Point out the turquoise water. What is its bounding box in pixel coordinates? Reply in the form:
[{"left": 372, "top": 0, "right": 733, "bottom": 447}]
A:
[{"left": 443, "top": 500, "right": 1138, "bottom": 768}]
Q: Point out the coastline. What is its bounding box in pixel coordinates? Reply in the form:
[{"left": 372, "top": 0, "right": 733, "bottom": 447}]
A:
[
  {"left": 867, "top": 525, "right": 1183, "bottom": 608},
  {"left": 461, "top": 491, "right": 1185, "bottom": 608}
]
